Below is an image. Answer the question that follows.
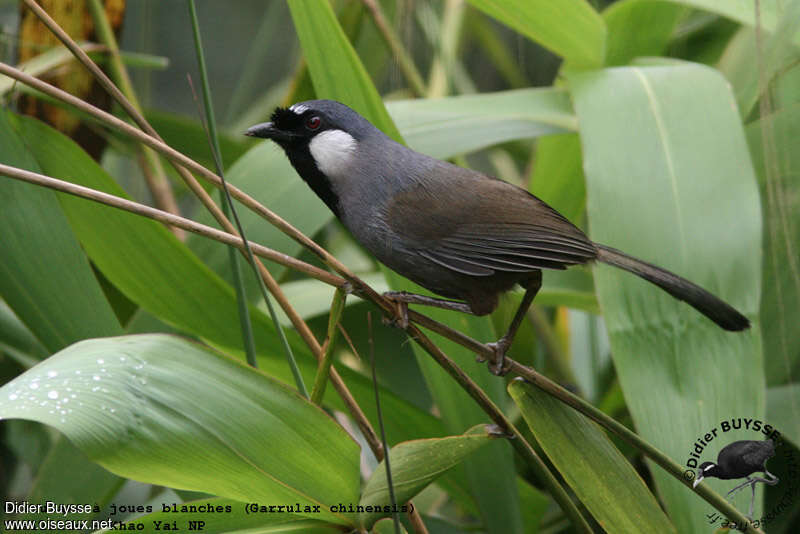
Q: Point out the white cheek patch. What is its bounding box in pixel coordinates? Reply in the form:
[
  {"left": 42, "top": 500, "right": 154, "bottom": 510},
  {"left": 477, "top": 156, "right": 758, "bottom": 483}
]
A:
[
  {"left": 703, "top": 465, "right": 714, "bottom": 473},
  {"left": 309, "top": 129, "right": 357, "bottom": 176}
]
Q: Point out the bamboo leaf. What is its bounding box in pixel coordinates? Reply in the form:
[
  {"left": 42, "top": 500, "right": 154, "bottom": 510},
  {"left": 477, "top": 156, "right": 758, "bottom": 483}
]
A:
[
  {"left": 467, "top": 0, "right": 606, "bottom": 67},
  {"left": 287, "top": 0, "right": 402, "bottom": 141},
  {"left": 359, "top": 425, "right": 495, "bottom": 527},
  {"left": 0, "top": 112, "right": 122, "bottom": 353},
  {"left": 386, "top": 88, "right": 575, "bottom": 159},
  {"left": 571, "top": 65, "right": 763, "bottom": 533},
  {"left": 509, "top": 379, "right": 677, "bottom": 532},
  {"left": 0, "top": 334, "right": 361, "bottom": 526},
  {"left": 603, "top": 0, "right": 688, "bottom": 66}
]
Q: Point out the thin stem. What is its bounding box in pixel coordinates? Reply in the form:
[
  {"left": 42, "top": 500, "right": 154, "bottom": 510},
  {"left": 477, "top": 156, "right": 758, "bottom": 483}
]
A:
[
  {"left": 310, "top": 288, "right": 347, "bottom": 404},
  {"left": 186, "top": 1, "right": 255, "bottom": 378},
  {"left": 360, "top": 0, "right": 426, "bottom": 96},
  {"left": 367, "top": 313, "right": 402, "bottom": 534},
  {"left": 401, "top": 322, "right": 593, "bottom": 534},
  {"left": 0, "top": 163, "right": 340, "bottom": 286},
  {"left": 507, "top": 367, "right": 764, "bottom": 534}
]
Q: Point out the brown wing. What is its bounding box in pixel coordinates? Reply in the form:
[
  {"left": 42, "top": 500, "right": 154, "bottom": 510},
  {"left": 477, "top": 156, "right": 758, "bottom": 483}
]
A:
[{"left": 386, "top": 169, "right": 596, "bottom": 277}]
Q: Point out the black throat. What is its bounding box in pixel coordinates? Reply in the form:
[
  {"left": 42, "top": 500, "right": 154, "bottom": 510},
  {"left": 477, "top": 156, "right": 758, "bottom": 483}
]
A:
[{"left": 285, "top": 146, "right": 342, "bottom": 218}]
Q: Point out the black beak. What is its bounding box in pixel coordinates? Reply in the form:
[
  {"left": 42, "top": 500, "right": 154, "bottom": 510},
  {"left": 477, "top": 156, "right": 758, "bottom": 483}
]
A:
[{"left": 244, "top": 122, "right": 292, "bottom": 143}]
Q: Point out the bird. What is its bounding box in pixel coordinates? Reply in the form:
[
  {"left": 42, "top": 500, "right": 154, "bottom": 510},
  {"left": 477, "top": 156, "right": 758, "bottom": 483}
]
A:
[
  {"left": 245, "top": 99, "right": 750, "bottom": 374},
  {"left": 693, "top": 439, "right": 779, "bottom": 518}
]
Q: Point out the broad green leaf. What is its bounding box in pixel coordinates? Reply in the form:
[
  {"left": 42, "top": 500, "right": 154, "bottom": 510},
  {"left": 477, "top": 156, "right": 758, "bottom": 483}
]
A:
[
  {"left": 669, "top": 0, "right": 798, "bottom": 43},
  {"left": 509, "top": 379, "right": 677, "bottom": 532},
  {"left": 0, "top": 112, "right": 123, "bottom": 353},
  {"left": 359, "top": 425, "right": 495, "bottom": 527},
  {"left": 188, "top": 142, "right": 332, "bottom": 294},
  {"left": 571, "top": 65, "right": 763, "bottom": 533},
  {"left": 287, "top": 0, "right": 402, "bottom": 141},
  {"left": 530, "top": 133, "right": 586, "bottom": 225},
  {"left": 108, "top": 498, "right": 341, "bottom": 534},
  {"left": 0, "top": 335, "right": 360, "bottom": 525},
  {"left": 603, "top": 0, "right": 688, "bottom": 66},
  {"left": 10, "top": 113, "right": 298, "bottom": 364},
  {"left": 467, "top": 0, "right": 606, "bottom": 68},
  {"left": 745, "top": 104, "right": 800, "bottom": 385},
  {"left": 386, "top": 88, "right": 575, "bottom": 159}
]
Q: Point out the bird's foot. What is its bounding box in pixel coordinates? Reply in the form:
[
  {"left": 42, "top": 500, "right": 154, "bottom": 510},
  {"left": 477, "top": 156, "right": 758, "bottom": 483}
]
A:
[
  {"left": 381, "top": 293, "right": 409, "bottom": 329},
  {"left": 483, "top": 337, "right": 512, "bottom": 376}
]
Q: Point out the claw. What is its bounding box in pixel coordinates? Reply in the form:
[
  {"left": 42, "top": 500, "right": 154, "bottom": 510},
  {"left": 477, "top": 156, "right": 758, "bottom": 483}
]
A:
[
  {"left": 485, "top": 338, "right": 511, "bottom": 376},
  {"left": 381, "top": 294, "right": 409, "bottom": 329}
]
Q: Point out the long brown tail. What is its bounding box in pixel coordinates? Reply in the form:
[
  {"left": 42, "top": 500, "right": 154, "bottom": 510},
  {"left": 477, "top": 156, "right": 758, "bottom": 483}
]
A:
[{"left": 595, "top": 245, "right": 750, "bottom": 331}]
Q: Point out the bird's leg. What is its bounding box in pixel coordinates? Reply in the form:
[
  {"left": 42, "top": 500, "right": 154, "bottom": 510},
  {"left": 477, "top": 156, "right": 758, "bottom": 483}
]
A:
[
  {"left": 727, "top": 472, "right": 779, "bottom": 519},
  {"left": 381, "top": 297, "right": 409, "bottom": 329},
  {"left": 762, "top": 468, "right": 780, "bottom": 484},
  {"left": 485, "top": 272, "right": 542, "bottom": 376},
  {"left": 727, "top": 476, "right": 755, "bottom": 498}
]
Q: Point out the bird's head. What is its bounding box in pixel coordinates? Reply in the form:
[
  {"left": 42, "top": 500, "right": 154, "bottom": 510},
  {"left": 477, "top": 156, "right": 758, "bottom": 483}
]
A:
[
  {"left": 693, "top": 461, "right": 718, "bottom": 488},
  {"left": 245, "top": 100, "right": 377, "bottom": 178}
]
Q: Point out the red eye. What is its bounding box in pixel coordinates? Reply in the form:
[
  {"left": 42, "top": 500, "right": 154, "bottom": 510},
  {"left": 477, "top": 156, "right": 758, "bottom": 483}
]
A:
[{"left": 306, "top": 116, "right": 321, "bottom": 130}]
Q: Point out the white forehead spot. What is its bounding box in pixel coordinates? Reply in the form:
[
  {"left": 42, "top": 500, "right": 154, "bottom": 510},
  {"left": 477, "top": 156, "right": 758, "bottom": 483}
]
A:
[
  {"left": 290, "top": 103, "right": 309, "bottom": 114},
  {"left": 309, "top": 129, "right": 357, "bottom": 176}
]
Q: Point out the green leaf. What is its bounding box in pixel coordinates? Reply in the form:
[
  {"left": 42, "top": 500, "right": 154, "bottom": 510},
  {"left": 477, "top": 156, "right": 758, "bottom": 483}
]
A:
[
  {"left": 359, "top": 425, "right": 495, "bottom": 527},
  {"left": 669, "top": 0, "right": 798, "bottom": 42},
  {"left": 108, "top": 498, "right": 342, "bottom": 534},
  {"left": 509, "top": 379, "right": 677, "bottom": 532},
  {"left": 386, "top": 88, "right": 575, "bottom": 159},
  {"left": 467, "top": 0, "right": 606, "bottom": 68},
  {"left": 716, "top": 0, "right": 800, "bottom": 117},
  {"left": 287, "top": 0, "right": 402, "bottom": 141},
  {"left": 0, "top": 112, "right": 123, "bottom": 353},
  {"left": 745, "top": 104, "right": 800, "bottom": 385},
  {"left": 530, "top": 133, "right": 586, "bottom": 225},
  {"left": 0, "top": 301, "right": 48, "bottom": 365},
  {"left": 571, "top": 65, "right": 763, "bottom": 533},
  {"left": 603, "top": 0, "right": 688, "bottom": 66},
  {"left": 10, "top": 113, "right": 297, "bottom": 363},
  {"left": 0, "top": 334, "right": 360, "bottom": 525}
]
